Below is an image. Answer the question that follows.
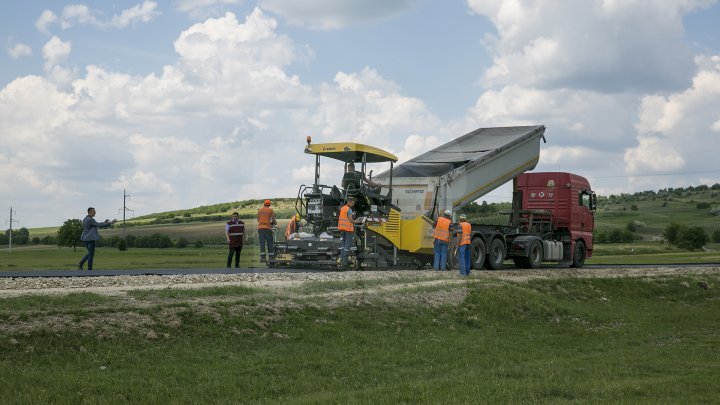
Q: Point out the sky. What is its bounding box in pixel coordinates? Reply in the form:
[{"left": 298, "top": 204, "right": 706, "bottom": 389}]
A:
[{"left": 2, "top": 0, "right": 720, "bottom": 229}]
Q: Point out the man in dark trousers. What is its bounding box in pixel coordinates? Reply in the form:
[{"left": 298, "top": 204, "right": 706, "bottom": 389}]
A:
[
  {"left": 225, "top": 212, "right": 245, "bottom": 268},
  {"left": 257, "top": 199, "right": 276, "bottom": 263},
  {"left": 78, "top": 207, "right": 116, "bottom": 270}
]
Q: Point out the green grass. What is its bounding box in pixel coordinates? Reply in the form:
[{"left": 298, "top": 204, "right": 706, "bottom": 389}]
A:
[
  {"left": 1, "top": 275, "right": 719, "bottom": 403},
  {"left": 0, "top": 246, "right": 268, "bottom": 270}
]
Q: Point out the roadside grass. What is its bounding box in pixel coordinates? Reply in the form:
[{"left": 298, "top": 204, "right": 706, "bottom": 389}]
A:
[
  {"left": 1, "top": 275, "right": 718, "bottom": 403},
  {"left": 0, "top": 246, "right": 268, "bottom": 270},
  {"left": 126, "top": 285, "right": 267, "bottom": 300},
  {"left": 290, "top": 274, "right": 447, "bottom": 295}
]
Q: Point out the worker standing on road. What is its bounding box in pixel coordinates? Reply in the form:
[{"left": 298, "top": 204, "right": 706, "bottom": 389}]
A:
[
  {"left": 257, "top": 199, "right": 276, "bottom": 263},
  {"left": 433, "top": 209, "right": 452, "bottom": 271},
  {"left": 457, "top": 214, "right": 472, "bottom": 275},
  {"left": 226, "top": 212, "right": 245, "bottom": 268},
  {"left": 338, "top": 197, "right": 358, "bottom": 268},
  {"left": 285, "top": 213, "right": 301, "bottom": 240}
]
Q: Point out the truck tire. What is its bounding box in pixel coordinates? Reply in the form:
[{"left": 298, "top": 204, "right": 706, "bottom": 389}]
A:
[
  {"left": 513, "top": 240, "right": 542, "bottom": 269},
  {"left": 484, "top": 238, "right": 505, "bottom": 270},
  {"left": 471, "top": 237, "right": 486, "bottom": 269},
  {"left": 571, "top": 240, "right": 586, "bottom": 268},
  {"left": 527, "top": 240, "right": 543, "bottom": 269}
]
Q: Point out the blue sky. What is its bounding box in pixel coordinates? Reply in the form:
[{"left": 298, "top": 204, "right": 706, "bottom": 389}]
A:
[{"left": 2, "top": 0, "right": 720, "bottom": 228}]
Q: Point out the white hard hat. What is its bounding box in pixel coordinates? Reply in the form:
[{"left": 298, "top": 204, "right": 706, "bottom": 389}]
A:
[
  {"left": 459, "top": 214, "right": 467, "bottom": 220},
  {"left": 443, "top": 209, "right": 452, "bottom": 216}
]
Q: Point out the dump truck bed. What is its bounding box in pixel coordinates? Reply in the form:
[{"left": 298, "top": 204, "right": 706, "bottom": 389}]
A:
[{"left": 375, "top": 125, "right": 545, "bottom": 218}]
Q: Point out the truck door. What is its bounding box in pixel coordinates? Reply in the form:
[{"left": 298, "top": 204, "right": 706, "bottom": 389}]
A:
[{"left": 578, "top": 190, "right": 594, "bottom": 234}]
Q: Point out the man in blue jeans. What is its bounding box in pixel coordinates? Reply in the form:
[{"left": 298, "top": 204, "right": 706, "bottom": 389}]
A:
[
  {"left": 433, "top": 209, "right": 452, "bottom": 271},
  {"left": 78, "top": 207, "right": 116, "bottom": 270}
]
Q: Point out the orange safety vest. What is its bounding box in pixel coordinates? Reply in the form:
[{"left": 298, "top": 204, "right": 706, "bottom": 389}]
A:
[
  {"left": 433, "top": 217, "right": 451, "bottom": 242},
  {"left": 338, "top": 205, "right": 354, "bottom": 232},
  {"left": 257, "top": 206, "right": 274, "bottom": 230},
  {"left": 285, "top": 218, "right": 298, "bottom": 238},
  {"left": 459, "top": 222, "right": 471, "bottom": 245}
]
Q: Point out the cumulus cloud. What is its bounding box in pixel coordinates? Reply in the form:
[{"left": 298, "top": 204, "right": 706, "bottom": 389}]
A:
[
  {"left": 41, "top": 36, "right": 72, "bottom": 71},
  {"left": 309, "top": 67, "right": 441, "bottom": 150},
  {"left": 259, "top": 0, "right": 418, "bottom": 30},
  {"left": 35, "top": 2, "right": 159, "bottom": 33},
  {"left": 175, "top": 0, "right": 242, "bottom": 19},
  {"left": 35, "top": 10, "right": 58, "bottom": 34},
  {"left": 3, "top": 7, "right": 441, "bottom": 226},
  {"left": 625, "top": 55, "right": 720, "bottom": 179},
  {"left": 110, "top": 1, "right": 161, "bottom": 28},
  {"left": 467, "top": 0, "right": 712, "bottom": 93},
  {"left": 7, "top": 43, "right": 32, "bottom": 59}
]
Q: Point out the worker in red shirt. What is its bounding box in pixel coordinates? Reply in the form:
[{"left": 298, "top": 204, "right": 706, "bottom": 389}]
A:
[
  {"left": 225, "top": 212, "right": 245, "bottom": 268},
  {"left": 457, "top": 214, "right": 472, "bottom": 275},
  {"left": 257, "top": 199, "right": 276, "bottom": 263},
  {"left": 433, "top": 209, "right": 452, "bottom": 271}
]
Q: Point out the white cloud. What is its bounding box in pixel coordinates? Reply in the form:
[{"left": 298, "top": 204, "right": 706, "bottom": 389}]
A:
[
  {"left": 35, "top": 10, "right": 58, "bottom": 34},
  {"left": 468, "top": 0, "right": 711, "bottom": 92},
  {"left": 259, "top": 0, "right": 418, "bottom": 30},
  {"left": 309, "top": 67, "right": 441, "bottom": 150},
  {"left": 110, "top": 1, "right": 160, "bottom": 28},
  {"left": 625, "top": 55, "right": 720, "bottom": 176},
  {"left": 2, "top": 8, "right": 441, "bottom": 226},
  {"left": 60, "top": 4, "right": 100, "bottom": 29},
  {"left": 7, "top": 43, "right": 32, "bottom": 59},
  {"left": 41, "top": 36, "right": 72, "bottom": 71},
  {"left": 175, "top": 0, "right": 242, "bottom": 19},
  {"left": 36, "top": 2, "right": 159, "bottom": 32}
]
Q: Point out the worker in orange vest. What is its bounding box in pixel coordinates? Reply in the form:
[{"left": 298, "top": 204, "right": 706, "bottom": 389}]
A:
[
  {"left": 433, "top": 209, "right": 452, "bottom": 271},
  {"left": 338, "top": 197, "right": 359, "bottom": 267},
  {"left": 285, "top": 213, "right": 301, "bottom": 240},
  {"left": 257, "top": 199, "right": 276, "bottom": 263},
  {"left": 457, "top": 214, "right": 472, "bottom": 275}
]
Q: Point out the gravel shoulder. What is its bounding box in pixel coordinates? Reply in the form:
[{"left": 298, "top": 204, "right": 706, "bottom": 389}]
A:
[{"left": 0, "top": 265, "right": 717, "bottom": 298}]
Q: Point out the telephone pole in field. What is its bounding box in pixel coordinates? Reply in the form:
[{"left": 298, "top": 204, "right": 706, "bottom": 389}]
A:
[
  {"left": 118, "top": 189, "right": 134, "bottom": 238},
  {"left": 7, "top": 206, "right": 19, "bottom": 252}
]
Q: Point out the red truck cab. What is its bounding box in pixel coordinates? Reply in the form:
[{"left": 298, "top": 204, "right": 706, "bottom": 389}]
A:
[{"left": 514, "top": 172, "right": 596, "bottom": 266}]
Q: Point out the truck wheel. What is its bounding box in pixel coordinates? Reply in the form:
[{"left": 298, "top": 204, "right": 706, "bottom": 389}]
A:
[
  {"left": 527, "top": 240, "right": 543, "bottom": 269},
  {"left": 571, "top": 240, "right": 586, "bottom": 268},
  {"left": 484, "top": 238, "right": 505, "bottom": 270},
  {"left": 470, "top": 238, "right": 486, "bottom": 269}
]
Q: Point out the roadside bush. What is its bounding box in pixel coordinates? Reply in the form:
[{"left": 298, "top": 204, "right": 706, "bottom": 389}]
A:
[
  {"left": 177, "top": 237, "right": 189, "bottom": 248},
  {"left": 194, "top": 240, "right": 204, "bottom": 248},
  {"left": 663, "top": 223, "right": 683, "bottom": 245},
  {"left": 118, "top": 238, "right": 127, "bottom": 251},
  {"left": 696, "top": 202, "right": 711, "bottom": 209},
  {"left": 675, "top": 226, "right": 708, "bottom": 251},
  {"left": 664, "top": 223, "right": 708, "bottom": 250},
  {"left": 712, "top": 229, "right": 720, "bottom": 243}
]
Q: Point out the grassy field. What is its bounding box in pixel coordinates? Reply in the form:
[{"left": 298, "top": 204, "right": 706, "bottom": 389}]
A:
[{"left": 1, "top": 274, "right": 718, "bottom": 402}]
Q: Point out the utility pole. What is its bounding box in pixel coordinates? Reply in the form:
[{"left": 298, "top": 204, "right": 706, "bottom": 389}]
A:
[
  {"left": 118, "top": 189, "right": 134, "bottom": 239},
  {"left": 7, "top": 206, "right": 19, "bottom": 253}
]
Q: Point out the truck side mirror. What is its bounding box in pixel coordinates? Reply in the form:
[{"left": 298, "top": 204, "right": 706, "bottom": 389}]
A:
[{"left": 590, "top": 192, "right": 597, "bottom": 212}]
